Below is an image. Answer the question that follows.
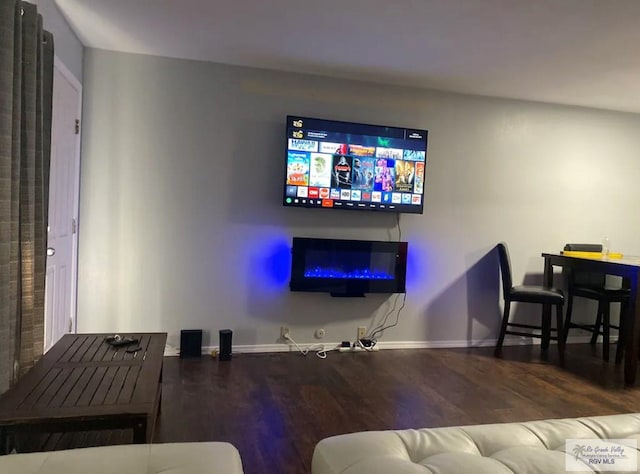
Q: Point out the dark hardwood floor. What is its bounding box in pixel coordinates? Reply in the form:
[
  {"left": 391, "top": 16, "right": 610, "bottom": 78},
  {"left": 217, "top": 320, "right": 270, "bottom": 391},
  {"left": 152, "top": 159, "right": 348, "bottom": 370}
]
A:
[
  {"left": 154, "top": 344, "right": 640, "bottom": 474},
  {"left": 14, "top": 343, "right": 640, "bottom": 473}
]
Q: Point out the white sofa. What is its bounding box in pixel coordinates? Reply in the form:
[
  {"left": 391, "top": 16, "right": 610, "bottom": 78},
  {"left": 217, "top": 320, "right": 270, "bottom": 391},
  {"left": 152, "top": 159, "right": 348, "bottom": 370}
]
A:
[
  {"left": 312, "top": 413, "right": 640, "bottom": 474},
  {"left": 0, "top": 442, "right": 243, "bottom": 474}
]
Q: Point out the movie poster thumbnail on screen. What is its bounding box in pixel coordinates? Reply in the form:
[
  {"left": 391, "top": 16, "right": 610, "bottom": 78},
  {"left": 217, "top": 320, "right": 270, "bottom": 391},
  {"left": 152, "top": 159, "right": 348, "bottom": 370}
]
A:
[{"left": 284, "top": 116, "right": 427, "bottom": 213}]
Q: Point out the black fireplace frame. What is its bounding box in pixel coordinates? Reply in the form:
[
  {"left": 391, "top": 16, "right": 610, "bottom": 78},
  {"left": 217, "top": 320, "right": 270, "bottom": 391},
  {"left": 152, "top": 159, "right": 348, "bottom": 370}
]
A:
[{"left": 289, "top": 237, "right": 408, "bottom": 297}]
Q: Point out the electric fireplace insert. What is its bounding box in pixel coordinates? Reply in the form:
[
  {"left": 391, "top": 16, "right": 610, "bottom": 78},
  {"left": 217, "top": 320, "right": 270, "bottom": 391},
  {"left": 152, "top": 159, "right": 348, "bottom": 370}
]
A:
[{"left": 289, "top": 237, "right": 408, "bottom": 297}]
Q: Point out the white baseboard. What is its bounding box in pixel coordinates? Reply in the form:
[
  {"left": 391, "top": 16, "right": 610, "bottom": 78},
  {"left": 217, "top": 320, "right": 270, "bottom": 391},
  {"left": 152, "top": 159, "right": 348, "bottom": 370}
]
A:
[{"left": 164, "top": 335, "right": 597, "bottom": 356}]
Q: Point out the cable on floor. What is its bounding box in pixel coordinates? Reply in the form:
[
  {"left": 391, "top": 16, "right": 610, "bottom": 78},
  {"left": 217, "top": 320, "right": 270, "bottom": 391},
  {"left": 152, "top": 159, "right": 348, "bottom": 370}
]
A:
[{"left": 284, "top": 333, "right": 340, "bottom": 359}]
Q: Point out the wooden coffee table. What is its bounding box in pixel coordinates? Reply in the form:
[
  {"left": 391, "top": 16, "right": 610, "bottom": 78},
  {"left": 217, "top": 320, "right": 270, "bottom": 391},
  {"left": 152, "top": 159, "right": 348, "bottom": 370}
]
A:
[{"left": 0, "top": 332, "right": 167, "bottom": 454}]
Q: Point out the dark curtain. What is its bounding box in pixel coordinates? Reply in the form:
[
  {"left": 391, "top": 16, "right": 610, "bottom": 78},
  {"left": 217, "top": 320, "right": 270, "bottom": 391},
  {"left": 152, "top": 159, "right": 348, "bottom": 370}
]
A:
[{"left": 0, "top": 0, "right": 54, "bottom": 394}]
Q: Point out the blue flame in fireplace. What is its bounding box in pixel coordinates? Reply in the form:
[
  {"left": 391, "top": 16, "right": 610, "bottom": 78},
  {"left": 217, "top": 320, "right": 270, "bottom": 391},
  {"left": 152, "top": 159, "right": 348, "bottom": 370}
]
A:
[{"left": 304, "top": 267, "right": 394, "bottom": 280}]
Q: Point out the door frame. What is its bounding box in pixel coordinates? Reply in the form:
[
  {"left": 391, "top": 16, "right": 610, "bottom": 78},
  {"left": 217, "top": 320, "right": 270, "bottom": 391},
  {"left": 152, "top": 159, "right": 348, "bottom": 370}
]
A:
[{"left": 51, "top": 55, "right": 82, "bottom": 336}]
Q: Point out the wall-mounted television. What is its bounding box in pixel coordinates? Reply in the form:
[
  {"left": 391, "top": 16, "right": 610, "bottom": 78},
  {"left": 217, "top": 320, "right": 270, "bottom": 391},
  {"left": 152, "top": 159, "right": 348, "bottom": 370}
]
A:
[
  {"left": 283, "top": 116, "right": 428, "bottom": 214},
  {"left": 290, "top": 237, "right": 408, "bottom": 297}
]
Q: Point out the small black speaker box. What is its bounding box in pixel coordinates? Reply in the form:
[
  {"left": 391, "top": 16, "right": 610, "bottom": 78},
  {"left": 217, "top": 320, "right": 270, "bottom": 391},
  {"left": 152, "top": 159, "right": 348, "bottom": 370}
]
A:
[
  {"left": 219, "top": 329, "right": 232, "bottom": 361},
  {"left": 180, "top": 329, "right": 202, "bottom": 358}
]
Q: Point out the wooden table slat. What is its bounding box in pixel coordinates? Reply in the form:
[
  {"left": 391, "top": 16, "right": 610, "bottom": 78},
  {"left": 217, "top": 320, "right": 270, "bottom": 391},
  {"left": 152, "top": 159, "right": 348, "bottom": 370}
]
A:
[
  {"left": 74, "top": 365, "right": 108, "bottom": 407},
  {"left": 103, "top": 366, "right": 131, "bottom": 405},
  {"left": 69, "top": 336, "right": 98, "bottom": 363},
  {"left": 0, "top": 333, "right": 166, "bottom": 454},
  {"left": 80, "top": 336, "right": 105, "bottom": 362},
  {"left": 90, "top": 366, "right": 120, "bottom": 406},
  {"left": 101, "top": 344, "right": 118, "bottom": 363},
  {"left": 35, "top": 368, "right": 75, "bottom": 409},
  {"left": 92, "top": 337, "right": 112, "bottom": 361},
  {"left": 117, "top": 366, "right": 140, "bottom": 405},
  {"left": 49, "top": 367, "right": 86, "bottom": 408},
  {"left": 130, "top": 335, "right": 165, "bottom": 405},
  {"left": 16, "top": 368, "right": 62, "bottom": 410},
  {"left": 59, "top": 336, "right": 89, "bottom": 363},
  {"left": 62, "top": 367, "right": 94, "bottom": 407},
  {"left": 0, "top": 337, "right": 79, "bottom": 411}
]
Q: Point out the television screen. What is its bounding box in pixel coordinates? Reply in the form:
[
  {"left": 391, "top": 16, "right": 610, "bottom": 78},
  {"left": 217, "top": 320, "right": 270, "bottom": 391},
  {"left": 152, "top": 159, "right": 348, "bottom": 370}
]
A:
[{"left": 283, "top": 116, "right": 428, "bottom": 214}]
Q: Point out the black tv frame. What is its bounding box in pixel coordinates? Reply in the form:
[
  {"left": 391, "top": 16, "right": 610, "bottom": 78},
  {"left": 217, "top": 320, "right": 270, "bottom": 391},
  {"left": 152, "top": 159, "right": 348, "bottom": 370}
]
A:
[{"left": 283, "top": 115, "right": 428, "bottom": 214}]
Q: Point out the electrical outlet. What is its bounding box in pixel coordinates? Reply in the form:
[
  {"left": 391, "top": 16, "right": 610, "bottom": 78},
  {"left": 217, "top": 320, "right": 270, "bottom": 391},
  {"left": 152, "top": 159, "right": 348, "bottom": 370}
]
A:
[
  {"left": 280, "top": 326, "right": 290, "bottom": 339},
  {"left": 315, "top": 328, "right": 325, "bottom": 339},
  {"left": 357, "top": 326, "right": 367, "bottom": 340}
]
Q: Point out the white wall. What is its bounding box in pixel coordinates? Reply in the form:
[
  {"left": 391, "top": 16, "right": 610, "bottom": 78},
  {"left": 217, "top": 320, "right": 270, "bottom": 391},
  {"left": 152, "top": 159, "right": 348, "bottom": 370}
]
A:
[
  {"left": 78, "top": 48, "right": 640, "bottom": 349},
  {"left": 32, "top": 0, "right": 83, "bottom": 82}
]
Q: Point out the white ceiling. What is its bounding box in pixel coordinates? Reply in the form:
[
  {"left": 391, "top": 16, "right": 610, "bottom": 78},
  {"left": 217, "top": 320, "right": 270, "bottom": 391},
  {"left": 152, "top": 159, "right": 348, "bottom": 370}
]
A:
[{"left": 55, "top": 0, "right": 640, "bottom": 114}]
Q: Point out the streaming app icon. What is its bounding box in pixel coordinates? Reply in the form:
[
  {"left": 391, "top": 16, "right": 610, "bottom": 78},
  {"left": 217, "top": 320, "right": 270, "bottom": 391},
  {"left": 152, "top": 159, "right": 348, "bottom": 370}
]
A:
[
  {"left": 351, "top": 190, "right": 362, "bottom": 201},
  {"left": 330, "top": 188, "right": 341, "bottom": 199},
  {"left": 340, "top": 189, "right": 351, "bottom": 200},
  {"left": 392, "top": 193, "right": 402, "bottom": 204},
  {"left": 286, "top": 185, "right": 297, "bottom": 197},
  {"left": 371, "top": 191, "right": 382, "bottom": 203},
  {"left": 319, "top": 188, "right": 330, "bottom": 199},
  {"left": 411, "top": 194, "right": 421, "bottom": 205},
  {"left": 401, "top": 194, "right": 411, "bottom": 204},
  {"left": 362, "top": 192, "right": 371, "bottom": 201},
  {"left": 297, "top": 186, "right": 308, "bottom": 198},
  {"left": 308, "top": 187, "right": 319, "bottom": 198},
  {"left": 382, "top": 192, "right": 392, "bottom": 203}
]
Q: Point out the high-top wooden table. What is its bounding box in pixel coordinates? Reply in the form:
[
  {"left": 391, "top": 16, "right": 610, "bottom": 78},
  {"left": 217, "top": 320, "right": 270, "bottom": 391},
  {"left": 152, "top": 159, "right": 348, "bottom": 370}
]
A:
[
  {"left": 0, "top": 332, "right": 167, "bottom": 454},
  {"left": 542, "top": 253, "right": 640, "bottom": 386}
]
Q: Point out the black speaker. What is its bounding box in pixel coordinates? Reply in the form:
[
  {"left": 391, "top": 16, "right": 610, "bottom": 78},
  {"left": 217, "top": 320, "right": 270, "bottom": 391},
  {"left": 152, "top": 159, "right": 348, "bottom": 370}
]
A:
[
  {"left": 180, "top": 329, "right": 202, "bottom": 358},
  {"left": 219, "top": 329, "right": 232, "bottom": 361}
]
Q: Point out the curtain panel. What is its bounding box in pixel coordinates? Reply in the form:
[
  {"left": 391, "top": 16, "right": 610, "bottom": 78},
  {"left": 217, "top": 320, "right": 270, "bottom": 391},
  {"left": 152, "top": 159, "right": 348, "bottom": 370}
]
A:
[{"left": 0, "top": 0, "right": 54, "bottom": 394}]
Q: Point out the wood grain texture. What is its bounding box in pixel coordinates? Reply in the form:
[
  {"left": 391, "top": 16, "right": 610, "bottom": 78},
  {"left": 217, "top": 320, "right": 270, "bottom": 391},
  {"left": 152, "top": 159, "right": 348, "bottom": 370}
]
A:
[
  {"left": 153, "top": 344, "right": 640, "bottom": 474},
  {"left": 0, "top": 333, "right": 166, "bottom": 453},
  {"left": 9, "top": 344, "right": 640, "bottom": 473}
]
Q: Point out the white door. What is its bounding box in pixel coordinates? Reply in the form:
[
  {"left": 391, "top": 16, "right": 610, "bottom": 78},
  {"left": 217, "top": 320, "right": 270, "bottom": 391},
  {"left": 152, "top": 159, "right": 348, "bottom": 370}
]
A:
[{"left": 44, "top": 58, "right": 82, "bottom": 352}]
